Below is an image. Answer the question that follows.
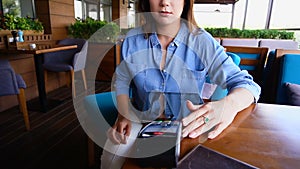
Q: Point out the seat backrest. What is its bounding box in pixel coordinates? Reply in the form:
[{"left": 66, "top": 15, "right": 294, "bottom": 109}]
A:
[
  {"left": 259, "top": 39, "right": 299, "bottom": 51},
  {"left": 221, "top": 38, "right": 260, "bottom": 47},
  {"left": 44, "top": 38, "right": 87, "bottom": 69},
  {"left": 71, "top": 39, "right": 88, "bottom": 71},
  {"left": 260, "top": 50, "right": 276, "bottom": 103},
  {"left": 276, "top": 54, "right": 300, "bottom": 104},
  {"left": 266, "top": 49, "right": 300, "bottom": 103},
  {"left": 224, "top": 46, "right": 268, "bottom": 86},
  {"left": 58, "top": 38, "right": 87, "bottom": 53}
]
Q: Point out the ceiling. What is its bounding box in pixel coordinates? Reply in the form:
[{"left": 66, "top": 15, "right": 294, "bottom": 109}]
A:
[{"left": 194, "top": 0, "right": 239, "bottom": 4}]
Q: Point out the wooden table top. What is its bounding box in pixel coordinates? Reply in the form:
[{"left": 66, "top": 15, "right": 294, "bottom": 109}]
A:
[
  {"left": 123, "top": 103, "right": 300, "bottom": 169},
  {"left": 0, "top": 44, "right": 77, "bottom": 55}
]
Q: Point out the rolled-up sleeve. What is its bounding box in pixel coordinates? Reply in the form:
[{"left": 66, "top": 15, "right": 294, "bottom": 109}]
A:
[{"left": 196, "top": 32, "right": 261, "bottom": 102}]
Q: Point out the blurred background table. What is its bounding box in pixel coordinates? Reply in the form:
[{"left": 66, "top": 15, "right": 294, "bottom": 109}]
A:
[{"left": 1, "top": 44, "right": 77, "bottom": 112}]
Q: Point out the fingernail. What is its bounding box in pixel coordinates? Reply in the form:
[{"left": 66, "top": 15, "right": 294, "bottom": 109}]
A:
[
  {"left": 182, "top": 131, "right": 188, "bottom": 137},
  {"left": 208, "top": 132, "right": 214, "bottom": 139},
  {"left": 189, "top": 132, "right": 197, "bottom": 138}
]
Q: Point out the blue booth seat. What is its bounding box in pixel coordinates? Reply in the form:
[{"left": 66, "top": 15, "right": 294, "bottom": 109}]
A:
[
  {"left": 276, "top": 54, "right": 300, "bottom": 105},
  {"left": 260, "top": 50, "right": 276, "bottom": 103}
]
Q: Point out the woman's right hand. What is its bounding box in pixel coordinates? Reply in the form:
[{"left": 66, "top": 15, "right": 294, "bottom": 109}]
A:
[{"left": 107, "top": 115, "right": 132, "bottom": 144}]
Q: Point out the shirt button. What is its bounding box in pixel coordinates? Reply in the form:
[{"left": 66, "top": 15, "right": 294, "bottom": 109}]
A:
[{"left": 162, "top": 82, "right": 165, "bottom": 86}]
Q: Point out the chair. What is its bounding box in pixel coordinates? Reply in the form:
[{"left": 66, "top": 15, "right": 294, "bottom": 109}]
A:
[
  {"left": 266, "top": 49, "right": 300, "bottom": 103},
  {"left": 224, "top": 46, "right": 269, "bottom": 86},
  {"left": 210, "top": 52, "right": 241, "bottom": 101},
  {"left": 276, "top": 54, "right": 300, "bottom": 105},
  {"left": 0, "top": 59, "right": 30, "bottom": 131},
  {"left": 43, "top": 38, "right": 88, "bottom": 97},
  {"left": 260, "top": 50, "right": 276, "bottom": 103}
]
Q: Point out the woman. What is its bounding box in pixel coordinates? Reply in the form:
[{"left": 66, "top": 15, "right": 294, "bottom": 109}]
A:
[{"left": 102, "top": 0, "right": 261, "bottom": 168}]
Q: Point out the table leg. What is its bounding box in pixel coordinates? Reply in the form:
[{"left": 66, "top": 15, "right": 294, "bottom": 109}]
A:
[{"left": 33, "top": 53, "right": 48, "bottom": 112}]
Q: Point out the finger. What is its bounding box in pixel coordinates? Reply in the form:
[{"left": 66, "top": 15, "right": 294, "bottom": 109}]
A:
[
  {"left": 182, "top": 115, "right": 205, "bottom": 137},
  {"left": 186, "top": 100, "right": 202, "bottom": 111},
  {"left": 125, "top": 123, "right": 131, "bottom": 137},
  {"left": 208, "top": 122, "right": 227, "bottom": 139},
  {"left": 120, "top": 124, "right": 131, "bottom": 144},
  {"left": 182, "top": 100, "right": 206, "bottom": 126},
  {"left": 187, "top": 116, "right": 217, "bottom": 138},
  {"left": 108, "top": 127, "right": 121, "bottom": 144},
  {"left": 117, "top": 124, "right": 128, "bottom": 144}
]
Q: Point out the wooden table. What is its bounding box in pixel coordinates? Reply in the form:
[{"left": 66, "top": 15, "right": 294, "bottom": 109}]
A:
[
  {"left": 123, "top": 103, "right": 300, "bottom": 169},
  {"left": 1, "top": 44, "right": 77, "bottom": 112}
]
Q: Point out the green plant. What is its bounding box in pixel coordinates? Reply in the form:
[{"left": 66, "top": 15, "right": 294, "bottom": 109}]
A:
[
  {"left": 68, "top": 17, "right": 120, "bottom": 43},
  {"left": 205, "top": 27, "right": 295, "bottom": 40},
  {"left": 0, "top": 13, "right": 44, "bottom": 32}
]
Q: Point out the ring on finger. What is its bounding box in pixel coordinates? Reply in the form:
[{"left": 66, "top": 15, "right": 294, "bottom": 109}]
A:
[{"left": 203, "top": 116, "right": 209, "bottom": 124}]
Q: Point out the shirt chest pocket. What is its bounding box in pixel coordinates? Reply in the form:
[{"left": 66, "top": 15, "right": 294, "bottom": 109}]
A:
[
  {"left": 180, "top": 68, "right": 206, "bottom": 94},
  {"left": 124, "top": 62, "right": 147, "bottom": 87}
]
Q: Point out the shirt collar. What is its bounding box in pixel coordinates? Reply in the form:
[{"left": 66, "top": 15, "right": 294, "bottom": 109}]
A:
[{"left": 148, "top": 21, "right": 189, "bottom": 47}]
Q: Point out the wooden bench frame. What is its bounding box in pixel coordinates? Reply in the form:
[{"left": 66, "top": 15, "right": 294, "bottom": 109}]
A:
[{"left": 224, "top": 46, "right": 269, "bottom": 86}]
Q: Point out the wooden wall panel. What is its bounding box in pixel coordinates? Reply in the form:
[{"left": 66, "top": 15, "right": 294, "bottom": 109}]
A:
[
  {"left": 21, "top": 72, "right": 37, "bottom": 88},
  {"left": 35, "top": 0, "right": 50, "bottom": 15},
  {"left": 85, "top": 43, "right": 116, "bottom": 82},
  {"left": 10, "top": 57, "right": 35, "bottom": 74},
  {"left": 48, "top": 0, "right": 75, "bottom": 40},
  {"left": 35, "top": 0, "right": 51, "bottom": 34},
  {"left": 112, "top": 0, "right": 129, "bottom": 28},
  {"left": 51, "top": 0, "right": 73, "bottom": 5},
  {"left": 50, "top": 15, "right": 74, "bottom": 28},
  {"left": 51, "top": 28, "right": 69, "bottom": 41},
  {"left": 49, "top": 1, "right": 74, "bottom": 16}
]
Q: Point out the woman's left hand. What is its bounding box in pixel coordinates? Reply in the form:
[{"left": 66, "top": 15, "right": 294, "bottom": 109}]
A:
[{"left": 182, "top": 99, "right": 238, "bottom": 139}]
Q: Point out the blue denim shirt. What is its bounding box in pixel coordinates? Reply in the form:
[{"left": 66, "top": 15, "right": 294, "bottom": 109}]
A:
[{"left": 114, "top": 22, "right": 261, "bottom": 121}]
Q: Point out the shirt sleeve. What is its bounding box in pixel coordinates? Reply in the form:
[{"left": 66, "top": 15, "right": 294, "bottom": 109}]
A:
[
  {"left": 114, "top": 38, "right": 131, "bottom": 96},
  {"left": 195, "top": 31, "right": 261, "bottom": 101}
]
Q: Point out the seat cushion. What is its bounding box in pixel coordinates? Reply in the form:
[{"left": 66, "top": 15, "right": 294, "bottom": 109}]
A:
[
  {"left": 276, "top": 54, "right": 300, "bottom": 104},
  {"left": 16, "top": 74, "right": 26, "bottom": 89},
  {"left": 285, "top": 83, "right": 300, "bottom": 106},
  {"left": 43, "top": 64, "right": 73, "bottom": 72}
]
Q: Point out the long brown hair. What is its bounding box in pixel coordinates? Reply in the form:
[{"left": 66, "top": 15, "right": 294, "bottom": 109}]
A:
[{"left": 137, "top": 0, "right": 199, "bottom": 33}]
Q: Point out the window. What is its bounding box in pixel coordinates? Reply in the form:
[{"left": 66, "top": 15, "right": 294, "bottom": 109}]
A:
[
  {"left": 194, "top": 4, "right": 233, "bottom": 28},
  {"left": 194, "top": 0, "right": 269, "bottom": 30},
  {"left": 240, "top": 0, "right": 269, "bottom": 29},
  {"left": 269, "top": 0, "right": 300, "bottom": 29},
  {"left": 1, "top": 0, "right": 36, "bottom": 18},
  {"left": 75, "top": 0, "right": 112, "bottom": 22}
]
